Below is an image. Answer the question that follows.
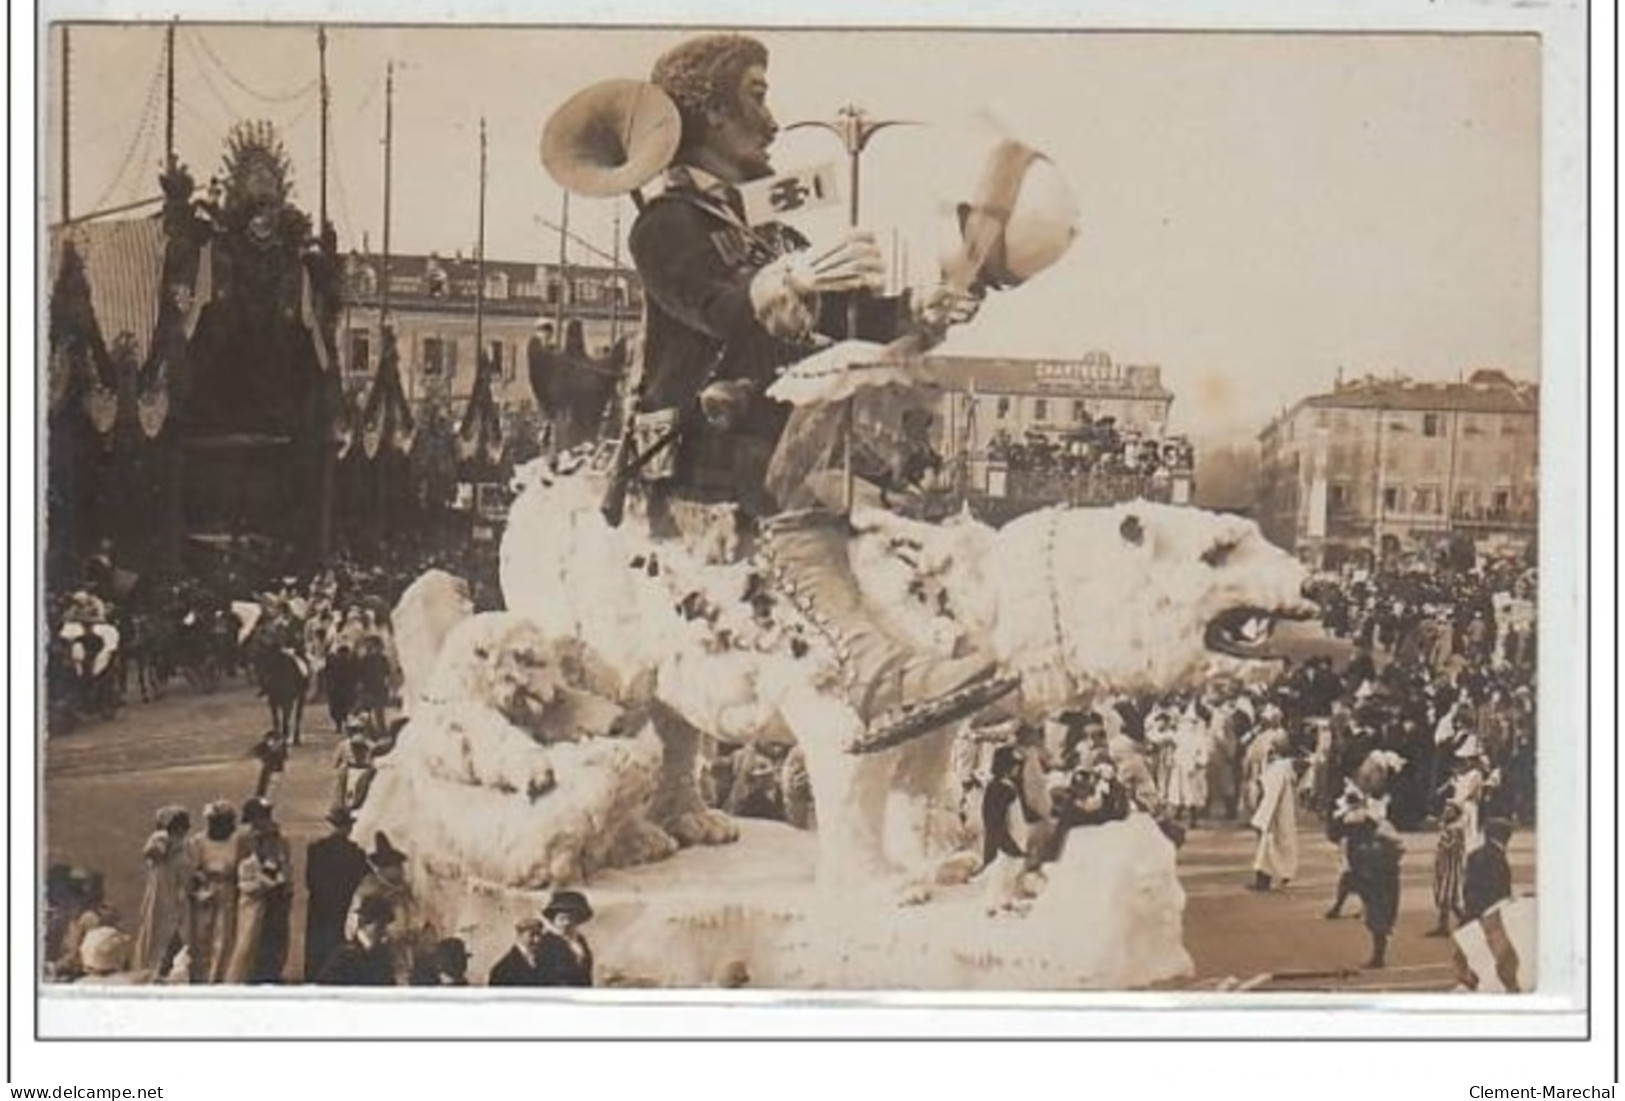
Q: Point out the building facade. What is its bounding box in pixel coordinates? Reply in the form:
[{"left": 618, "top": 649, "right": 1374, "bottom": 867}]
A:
[
  {"left": 1256, "top": 370, "right": 1539, "bottom": 567},
  {"left": 851, "top": 349, "right": 1193, "bottom": 519},
  {"left": 340, "top": 251, "right": 642, "bottom": 411}
]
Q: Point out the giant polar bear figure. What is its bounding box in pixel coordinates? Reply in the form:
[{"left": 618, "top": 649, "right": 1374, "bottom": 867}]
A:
[{"left": 498, "top": 460, "right": 1321, "bottom": 891}]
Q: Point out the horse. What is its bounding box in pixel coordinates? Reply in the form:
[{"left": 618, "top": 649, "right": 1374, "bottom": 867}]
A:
[
  {"left": 117, "top": 609, "right": 170, "bottom": 703},
  {"left": 251, "top": 643, "right": 309, "bottom": 746}
]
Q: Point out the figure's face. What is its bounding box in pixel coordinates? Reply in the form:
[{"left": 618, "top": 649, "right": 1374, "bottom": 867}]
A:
[{"left": 702, "top": 63, "right": 777, "bottom": 182}]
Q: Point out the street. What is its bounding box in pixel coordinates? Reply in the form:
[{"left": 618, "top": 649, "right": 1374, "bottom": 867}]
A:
[{"left": 42, "top": 683, "right": 1534, "bottom": 992}]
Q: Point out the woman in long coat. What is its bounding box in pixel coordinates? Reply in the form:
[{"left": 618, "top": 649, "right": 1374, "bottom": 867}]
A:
[
  {"left": 131, "top": 807, "right": 193, "bottom": 978},
  {"left": 534, "top": 892, "right": 596, "bottom": 987},
  {"left": 186, "top": 801, "right": 240, "bottom": 983},
  {"left": 1248, "top": 737, "right": 1302, "bottom": 892},
  {"left": 226, "top": 819, "right": 293, "bottom": 984}
]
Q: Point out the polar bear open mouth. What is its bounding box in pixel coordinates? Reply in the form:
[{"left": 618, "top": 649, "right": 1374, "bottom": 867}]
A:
[{"left": 1203, "top": 602, "right": 1318, "bottom": 660}]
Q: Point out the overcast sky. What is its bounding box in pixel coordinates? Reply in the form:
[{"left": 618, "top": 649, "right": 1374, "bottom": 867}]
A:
[{"left": 43, "top": 24, "right": 1540, "bottom": 443}]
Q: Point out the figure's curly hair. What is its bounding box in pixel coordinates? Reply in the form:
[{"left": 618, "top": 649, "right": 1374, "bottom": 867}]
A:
[{"left": 650, "top": 34, "right": 769, "bottom": 158}]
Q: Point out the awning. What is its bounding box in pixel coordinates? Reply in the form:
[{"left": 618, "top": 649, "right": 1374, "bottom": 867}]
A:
[{"left": 48, "top": 219, "right": 167, "bottom": 366}]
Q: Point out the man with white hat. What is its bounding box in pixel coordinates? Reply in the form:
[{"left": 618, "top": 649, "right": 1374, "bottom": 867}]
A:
[{"left": 621, "top": 33, "right": 1026, "bottom": 752}]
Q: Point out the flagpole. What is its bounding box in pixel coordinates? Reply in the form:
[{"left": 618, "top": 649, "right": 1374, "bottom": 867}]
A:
[{"left": 475, "top": 117, "right": 486, "bottom": 376}]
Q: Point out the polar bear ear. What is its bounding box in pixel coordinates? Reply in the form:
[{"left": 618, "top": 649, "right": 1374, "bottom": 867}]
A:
[{"left": 1201, "top": 536, "right": 1240, "bottom": 568}]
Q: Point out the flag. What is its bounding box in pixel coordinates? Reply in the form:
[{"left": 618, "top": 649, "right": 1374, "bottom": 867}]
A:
[
  {"left": 300, "top": 264, "right": 333, "bottom": 374},
  {"left": 183, "top": 241, "right": 213, "bottom": 341},
  {"left": 738, "top": 161, "right": 840, "bottom": 226}
]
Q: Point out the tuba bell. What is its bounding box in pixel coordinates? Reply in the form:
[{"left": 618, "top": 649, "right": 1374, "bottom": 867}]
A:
[{"left": 540, "top": 79, "right": 682, "bottom": 200}]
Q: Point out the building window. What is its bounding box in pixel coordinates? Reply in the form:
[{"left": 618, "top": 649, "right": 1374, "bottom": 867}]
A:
[
  {"left": 1315, "top": 410, "right": 1329, "bottom": 429},
  {"left": 1033, "top": 399, "right": 1049, "bottom": 422},
  {"left": 1501, "top": 418, "right": 1520, "bottom": 436},
  {"left": 1423, "top": 413, "right": 1443, "bottom": 437},
  {"left": 489, "top": 340, "right": 509, "bottom": 381},
  {"left": 1072, "top": 399, "right": 1088, "bottom": 423},
  {"left": 1492, "top": 489, "right": 1511, "bottom": 515},
  {"left": 1328, "top": 483, "right": 1350, "bottom": 510},
  {"left": 1412, "top": 486, "right": 1441, "bottom": 514},
  {"left": 487, "top": 272, "right": 510, "bottom": 300},
  {"left": 347, "top": 329, "right": 371, "bottom": 376},
  {"left": 1382, "top": 486, "right": 1401, "bottom": 512},
  {"left": 422, "top": 337, "right": 444, "bottom": 379},
  {"left": 996, "top": 396, "right": 1011, "bottom": 420}
]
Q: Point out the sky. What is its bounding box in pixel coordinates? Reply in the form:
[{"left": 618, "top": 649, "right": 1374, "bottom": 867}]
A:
[{"left": 42, "top": 24, "right": 1540, "bottom": 444}]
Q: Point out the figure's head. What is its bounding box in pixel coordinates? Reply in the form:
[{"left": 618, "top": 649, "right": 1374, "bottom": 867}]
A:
[
  {"left": 516, "top": 916, "right": 546, "bottom": 955},
  {"left": 204, "top": 801, "right": 238, "bottom": 841},
  {"left": 544, "top": 890, "right": 594, "bottom": 933},
  {"left": 651, "top": 34, "right": 775, "bottom": 182},
  {"left": 433, "top": 937, "right": 472, "bottom": 981},
  {"left": 324, "top": 804, "right": 356, "bottom": 836},
  {"left": 356, "top": 894, "right": 395, "bottom": 942}
]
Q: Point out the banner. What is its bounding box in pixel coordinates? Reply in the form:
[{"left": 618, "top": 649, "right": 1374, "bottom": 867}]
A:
[{"left": 300, "top": 263, "right": 333, "bottom": 374}]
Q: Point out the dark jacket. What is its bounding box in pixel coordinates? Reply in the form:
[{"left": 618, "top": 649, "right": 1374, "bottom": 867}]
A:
[
  {"left": 315, "top": 937, "right": 395, "bottom": 986},
  {"left": 1462, "top": 841, "right": 1513, "bottom": 921},
  {"left": 627, "top": 179, "right": 910, "bottom": 510},
  {"left": 488, "top": 945, "right": 550, "bottom": 987},
  {"left": 303, "top": 833, "right": 370, "bottom": 980},
  {"left": 980, "top": 777, "right": 1026, "bottom": 866},
  {"left": 534, "top": 932, "right": 594, "bottom": 987}
]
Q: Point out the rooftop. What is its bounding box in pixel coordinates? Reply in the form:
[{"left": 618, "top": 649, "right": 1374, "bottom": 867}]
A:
[{"left": 1302, "top": 370, "right": 1538, "bottom": 415}]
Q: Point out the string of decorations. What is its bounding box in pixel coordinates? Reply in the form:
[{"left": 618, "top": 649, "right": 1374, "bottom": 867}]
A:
[
  {"left": 188, "top": 27, "right": 319, "bottom": 105},
  {"left": 84, "top": 43, "right": 167, "bottom": 217}
]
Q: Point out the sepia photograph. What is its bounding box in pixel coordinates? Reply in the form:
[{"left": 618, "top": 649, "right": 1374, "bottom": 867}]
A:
[{"left": 20, "top": 4, "right": 1600, "bottom": 1065}]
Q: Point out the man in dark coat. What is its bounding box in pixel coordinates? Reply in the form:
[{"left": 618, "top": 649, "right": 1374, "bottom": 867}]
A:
[
  {"left": 303, "top": 805, "right": 370, "bottom": 981},
  {"left": 323, "top": 643, "right": 359, "bottom": 733},
  {"left": 1462, "top": 817, "right": 1515, "bottom": 921},
  {"left": 1329, "top": 792, "right": 1404, "bottom": 969},
  {"left": 487, "top": 917, "right": 550, "bottom": 987},
  {"left": 315, "top": 893, "right": 395, "bottom": 986},
  {"left": 625, "top": 33, "right": 1008, "bottom": 750}
]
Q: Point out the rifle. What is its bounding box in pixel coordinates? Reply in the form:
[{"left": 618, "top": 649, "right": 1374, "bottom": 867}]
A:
[
  {"left": 602, "top": 345, "right": 731, "bottom": 527},
  {"left": 599, "top": 412, "right": 683, "bottom": 528}
]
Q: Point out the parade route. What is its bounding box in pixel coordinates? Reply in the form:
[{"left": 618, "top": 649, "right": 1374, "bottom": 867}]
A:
[{"left": 41, "top": 682, "right": 1534, "bottom": 994}]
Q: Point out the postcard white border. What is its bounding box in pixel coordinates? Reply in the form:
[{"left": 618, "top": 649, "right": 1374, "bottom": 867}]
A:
[{"left": 9, "top": 0, "right": 1614, "bottom": 1087}]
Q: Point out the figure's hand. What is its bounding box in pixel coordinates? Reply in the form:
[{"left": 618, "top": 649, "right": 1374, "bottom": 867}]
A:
[
  {"left": 786, "top": 230, "right": 887, "bottom": 295},
  {"left": 913, "top": 282, "right": 984, "bottom": 329},
  {"left": 699, "top": 379, "right": 758, "bottom": 429}
]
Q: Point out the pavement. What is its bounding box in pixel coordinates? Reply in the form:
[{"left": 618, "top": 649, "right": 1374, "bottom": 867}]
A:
[{"left": 41, "top": 681, "right": 1535, "bottom": 991}]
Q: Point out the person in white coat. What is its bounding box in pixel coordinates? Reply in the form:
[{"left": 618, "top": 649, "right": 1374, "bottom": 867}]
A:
[{"left": 1248, "top": 735, "right": 1306, "bottom": 892}]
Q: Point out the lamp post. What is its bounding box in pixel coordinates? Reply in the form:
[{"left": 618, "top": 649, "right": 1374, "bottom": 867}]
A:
[{"left": 784, "top": 106, "right": 917, "bottom": 511}]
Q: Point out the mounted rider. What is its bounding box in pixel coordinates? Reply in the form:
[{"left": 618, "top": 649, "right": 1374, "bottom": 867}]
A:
[{"left": 619, "top": 33, "right": 1017, "bottom": 749}]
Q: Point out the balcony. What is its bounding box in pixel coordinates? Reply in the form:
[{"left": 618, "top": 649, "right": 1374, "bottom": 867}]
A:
[{"left": 1450, "top": 507, "right": 1537, "bottom": 529}]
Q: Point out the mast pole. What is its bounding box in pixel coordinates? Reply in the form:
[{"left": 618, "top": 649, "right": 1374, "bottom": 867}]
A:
[
  {"left": 164, "top": 19, "right": 176, "bottom": 169},
  {"left": 609, "top": 203, "right": 621, "bottom": 345},
  {"left": 381, "top": 60, "right": 394, "bottom": 324},
  {"left": 554, "top": 191, "right": 569, "bottom": 337},
  {"left": 475, "top": 117, "right": 486, "bottom": 368},
  {"left": 318, "top": 26, "right": 329, "bottom": 232},
  {"left": 60, "top": 26, "right": 70, "bottom": 222}
]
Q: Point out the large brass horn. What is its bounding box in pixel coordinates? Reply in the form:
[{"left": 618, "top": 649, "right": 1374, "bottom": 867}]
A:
[{"left": 540, "top": 79, "right": 681, "bottom": 199}]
